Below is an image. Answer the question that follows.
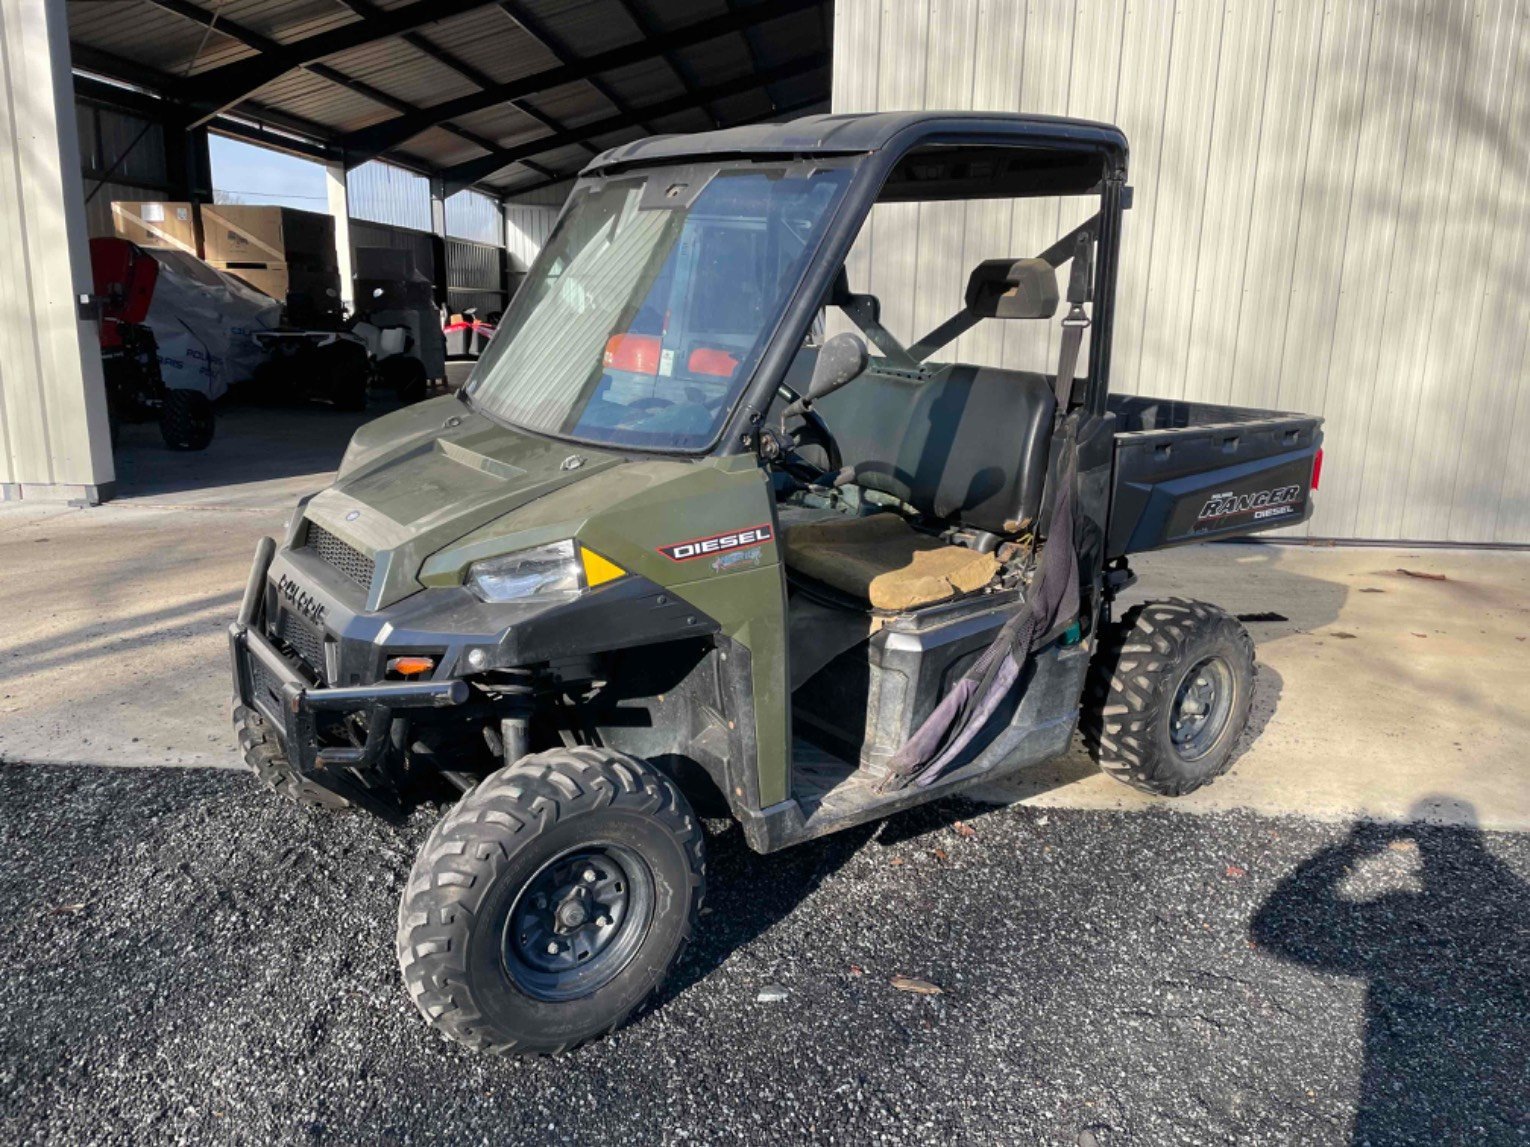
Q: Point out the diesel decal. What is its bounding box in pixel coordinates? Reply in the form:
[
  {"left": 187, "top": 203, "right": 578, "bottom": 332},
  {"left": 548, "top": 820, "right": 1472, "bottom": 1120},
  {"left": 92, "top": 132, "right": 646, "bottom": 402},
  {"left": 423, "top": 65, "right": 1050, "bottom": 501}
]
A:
[
  {"left": 1198, "top": 485, "right": 1303, "bottom": 523},
  {"left": 277, "top": 574, "right": 327, "bottom": 627},
  {"left": 659, "top": 524, "right": 774, "bottom": 562}
]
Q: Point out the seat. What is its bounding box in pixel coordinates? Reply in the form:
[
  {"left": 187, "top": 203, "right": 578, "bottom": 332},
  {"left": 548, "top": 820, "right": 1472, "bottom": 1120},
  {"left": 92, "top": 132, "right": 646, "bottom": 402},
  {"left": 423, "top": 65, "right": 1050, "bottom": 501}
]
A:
[
  {"left": 814, "top": 361, "right": 1057, "bottom": 535},
  {"left": 782, "top": 512, "right": 999, "bottom": 611}
]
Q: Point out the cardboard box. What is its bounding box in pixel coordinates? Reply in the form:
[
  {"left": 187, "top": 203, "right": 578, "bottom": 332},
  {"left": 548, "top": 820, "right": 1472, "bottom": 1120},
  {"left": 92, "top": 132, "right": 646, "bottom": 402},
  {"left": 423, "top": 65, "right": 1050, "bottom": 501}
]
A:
[
  {"left": 212, "top": 261, "right": 342, "bottom": 310},
  {"left": 201, "top": 205, "right": 338, "bottom": 270},
  {"left": 111, "top": 201, "right": 198, "bottom": 255}
]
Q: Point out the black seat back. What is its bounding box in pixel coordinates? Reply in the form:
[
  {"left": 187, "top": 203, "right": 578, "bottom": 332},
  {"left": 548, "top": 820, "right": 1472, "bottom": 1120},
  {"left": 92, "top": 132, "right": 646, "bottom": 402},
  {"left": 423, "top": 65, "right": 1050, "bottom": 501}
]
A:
[{"left": 787, "top": 350, "right": 1057, "bottom": 535}]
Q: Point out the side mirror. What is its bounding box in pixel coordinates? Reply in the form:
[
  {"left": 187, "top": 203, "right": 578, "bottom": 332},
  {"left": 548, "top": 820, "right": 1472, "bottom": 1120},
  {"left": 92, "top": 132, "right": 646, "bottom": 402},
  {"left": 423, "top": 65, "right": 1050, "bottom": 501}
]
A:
[{"left": 805, "top": 332, "right": 868, "bottom": 404}]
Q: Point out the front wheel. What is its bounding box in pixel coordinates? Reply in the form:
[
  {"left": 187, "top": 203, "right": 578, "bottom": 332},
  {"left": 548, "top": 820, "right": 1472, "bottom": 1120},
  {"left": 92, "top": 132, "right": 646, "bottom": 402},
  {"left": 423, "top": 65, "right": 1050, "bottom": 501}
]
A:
[
  {"left": 397, "top": 747, "right": 704, "bottom": 1055},
  {"left": 1081, "top": 598, "right": 1255, "bottom": 796},
  {"left": 234, "top": 705, "right": 350, "bottom": 810}
]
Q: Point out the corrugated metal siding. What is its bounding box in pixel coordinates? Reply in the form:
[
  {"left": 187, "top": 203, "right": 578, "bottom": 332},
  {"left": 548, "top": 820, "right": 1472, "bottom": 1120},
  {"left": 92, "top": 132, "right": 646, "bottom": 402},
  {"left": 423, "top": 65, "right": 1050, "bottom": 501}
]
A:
[
  {"left": 504, "top": 200, "right": 561, "bottom": 273},
  {"left": 446, "top": 236, "right": 505, "bottom": 317},
  {"left": 1, "top": 0, "right": 113, "bottom": 495},
  {"left": 445, "top": 189, "right": 501, "bottom": 244},
  {"left": 75, "top": 99, "right": 173, "bottom": 237},
  {"left": 350, "top": 218, "right": 436, "bottom": 284},
  {"left": 347, "top": 159, "right": 432, "bottom": 231},
  {"left": 834, "top": 0, "right": 1530, "bottom": 544}
]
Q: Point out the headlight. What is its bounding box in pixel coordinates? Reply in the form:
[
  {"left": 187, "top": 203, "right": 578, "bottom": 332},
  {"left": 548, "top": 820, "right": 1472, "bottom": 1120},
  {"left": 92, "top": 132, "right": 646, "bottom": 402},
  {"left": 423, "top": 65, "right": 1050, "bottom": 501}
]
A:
[{"left": 467, "top": 540, "right": 584, "bottom": 603}]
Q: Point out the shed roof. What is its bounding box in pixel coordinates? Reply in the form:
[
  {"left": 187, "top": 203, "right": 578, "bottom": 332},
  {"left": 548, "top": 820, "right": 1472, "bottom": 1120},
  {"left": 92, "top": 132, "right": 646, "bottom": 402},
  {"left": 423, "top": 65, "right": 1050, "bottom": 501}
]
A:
[{"left": 66, "top": 0, "right": 833, "bottom": 197}]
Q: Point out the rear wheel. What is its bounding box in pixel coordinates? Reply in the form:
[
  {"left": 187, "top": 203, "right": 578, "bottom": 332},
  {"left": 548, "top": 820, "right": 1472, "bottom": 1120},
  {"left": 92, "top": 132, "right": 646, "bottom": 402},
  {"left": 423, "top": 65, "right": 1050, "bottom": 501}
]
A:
[
  {"left": 160, "top": 389, "right": 214, "bottom": 451},
  {"left": 319, "top": 338, "right": 371, "bottom": 411},
  {"left": 1081, "top": 598, "right": 1255, "bottom": 796},
  {"left": 397, "top": 747, "right": 704, "bottom": 1055},
  {"left": 378, "top": 355, "right": 428, "bottom": 404}
]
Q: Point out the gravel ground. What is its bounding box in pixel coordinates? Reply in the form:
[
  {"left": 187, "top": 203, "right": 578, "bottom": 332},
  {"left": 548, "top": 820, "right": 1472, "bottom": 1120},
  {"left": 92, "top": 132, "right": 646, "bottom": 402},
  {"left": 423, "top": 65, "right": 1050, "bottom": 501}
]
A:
[{"left": 1, "top": 763, "right": 1525, "bottom": 1146}]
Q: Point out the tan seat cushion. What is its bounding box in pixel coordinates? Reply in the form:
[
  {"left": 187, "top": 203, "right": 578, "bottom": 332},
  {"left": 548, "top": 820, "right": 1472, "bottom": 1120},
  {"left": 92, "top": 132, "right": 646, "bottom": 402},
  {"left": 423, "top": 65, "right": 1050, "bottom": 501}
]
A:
[{"left": 782, "top": 513, "right": 999, "bottom": 611}]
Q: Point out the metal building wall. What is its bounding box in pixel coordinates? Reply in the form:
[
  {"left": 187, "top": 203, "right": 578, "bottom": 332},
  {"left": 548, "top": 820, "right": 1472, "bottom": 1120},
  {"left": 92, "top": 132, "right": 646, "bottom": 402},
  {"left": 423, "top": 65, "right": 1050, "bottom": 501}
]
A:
[
  {"left": 347, "top": 159, "right": 432, "bottom": 232},
  {"left": 444, "top": 189, "right": 502, "bottom": 245},
  {"left": 834, "top": 0, "right": 1530, "bottom": 544},
  {"left": 0, "top": 0, "right": 113, "bottom": 502},
  {"left": 75, "top": 99, "right": 172, "bottom": 237}
]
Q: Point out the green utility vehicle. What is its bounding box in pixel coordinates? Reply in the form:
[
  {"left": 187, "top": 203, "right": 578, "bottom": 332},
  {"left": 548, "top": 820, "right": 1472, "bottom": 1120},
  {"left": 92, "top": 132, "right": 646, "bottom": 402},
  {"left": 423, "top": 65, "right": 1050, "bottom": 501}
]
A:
[{"left": 230, "top": 113, "right": 1323, "bottom": 1054}]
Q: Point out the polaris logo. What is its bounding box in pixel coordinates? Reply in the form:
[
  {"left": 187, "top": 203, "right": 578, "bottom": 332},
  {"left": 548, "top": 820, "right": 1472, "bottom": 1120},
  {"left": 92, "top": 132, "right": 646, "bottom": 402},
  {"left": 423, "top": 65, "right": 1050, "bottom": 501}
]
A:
[
  {"left": 277, "top": 574, "right": 326, "bottom": 627},
  {"left": 659, "top": 524, "right": 773, "bottom": 562},
  {"left": 1198, "top": 485, "right": 1303, "bottom": 522}
]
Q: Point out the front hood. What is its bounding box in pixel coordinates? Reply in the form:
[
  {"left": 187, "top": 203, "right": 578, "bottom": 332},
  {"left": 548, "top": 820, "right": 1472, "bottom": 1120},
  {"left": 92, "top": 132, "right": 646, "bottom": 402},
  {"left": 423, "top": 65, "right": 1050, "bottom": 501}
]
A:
[{"left": 303, "top": 397, "right": 627, "bottom": 607}]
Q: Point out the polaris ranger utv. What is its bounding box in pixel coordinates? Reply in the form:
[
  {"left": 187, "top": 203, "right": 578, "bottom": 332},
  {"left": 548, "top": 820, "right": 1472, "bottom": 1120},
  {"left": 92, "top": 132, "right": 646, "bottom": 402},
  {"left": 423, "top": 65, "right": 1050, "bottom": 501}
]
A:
[{"left": 229, "top": 113, "right": 1322, "bottom": 1055}]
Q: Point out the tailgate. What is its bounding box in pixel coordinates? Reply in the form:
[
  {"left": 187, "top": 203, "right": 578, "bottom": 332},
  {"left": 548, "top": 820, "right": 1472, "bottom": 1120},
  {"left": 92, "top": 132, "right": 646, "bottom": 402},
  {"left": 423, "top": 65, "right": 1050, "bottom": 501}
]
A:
[{"left": 1106, "top": 396, "right": 1323, "bottom": 556}]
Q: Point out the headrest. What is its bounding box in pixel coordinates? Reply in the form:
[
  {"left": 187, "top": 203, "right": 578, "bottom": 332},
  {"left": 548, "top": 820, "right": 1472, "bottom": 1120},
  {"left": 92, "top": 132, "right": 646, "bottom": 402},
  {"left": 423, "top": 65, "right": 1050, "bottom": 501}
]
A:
[{"left": 964, "top": 257, "right": 1059, "bottom": 320}]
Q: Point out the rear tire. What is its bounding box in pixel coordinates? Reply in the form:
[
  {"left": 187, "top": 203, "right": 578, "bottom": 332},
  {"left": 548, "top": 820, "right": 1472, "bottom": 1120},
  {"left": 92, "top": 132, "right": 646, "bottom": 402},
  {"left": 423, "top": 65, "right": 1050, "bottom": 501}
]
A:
[
  {"left": 1081, "top": 598, "right": 1255, "bottom": 796},
  {"left": 234, "top": 704, "right": 350, "bottom": 810},
  {"left": 378, "top": 355, "right": 428, "bottom": 404},
  {"left": 319, "top": 338, "right": 371, "bottom": 411},
  {"left": 397, "top": 747, "right": 704, "bottom": 1055},
  {"left": 160, "top": 389, "right": 214, "bottom": 451}
]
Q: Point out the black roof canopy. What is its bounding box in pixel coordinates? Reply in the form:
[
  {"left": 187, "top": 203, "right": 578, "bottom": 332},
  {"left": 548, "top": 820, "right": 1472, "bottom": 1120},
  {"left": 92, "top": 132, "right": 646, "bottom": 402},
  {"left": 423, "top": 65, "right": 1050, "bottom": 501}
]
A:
[
  {"left": 66, "top": 0, "right": 833, "bottom": 198},
  {"left": 583, "top": 111, "right": 1129, "bottom": 187}
]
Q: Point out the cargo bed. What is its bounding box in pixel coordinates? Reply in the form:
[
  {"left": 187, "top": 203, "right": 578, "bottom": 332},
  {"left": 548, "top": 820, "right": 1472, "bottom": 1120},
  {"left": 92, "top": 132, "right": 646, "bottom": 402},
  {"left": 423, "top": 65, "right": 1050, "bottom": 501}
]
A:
[{"left": 1106, "top": 395, "right": 1323, "bottom": 556}]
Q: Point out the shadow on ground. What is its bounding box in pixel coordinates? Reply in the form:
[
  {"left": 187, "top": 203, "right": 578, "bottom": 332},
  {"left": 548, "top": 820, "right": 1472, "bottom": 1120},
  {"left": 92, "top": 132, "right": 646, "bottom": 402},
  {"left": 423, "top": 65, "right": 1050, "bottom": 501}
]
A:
[{"left": 1251, "top": 798, "right": 1529, "bottom": 1145}]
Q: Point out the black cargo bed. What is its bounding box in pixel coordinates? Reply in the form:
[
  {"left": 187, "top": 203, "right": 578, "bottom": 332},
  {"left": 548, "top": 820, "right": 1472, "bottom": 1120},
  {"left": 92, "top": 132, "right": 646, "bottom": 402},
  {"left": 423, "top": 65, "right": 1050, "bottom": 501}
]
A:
[{"left": 1105, "top": 395, "right": 1323, "bottom": 556}]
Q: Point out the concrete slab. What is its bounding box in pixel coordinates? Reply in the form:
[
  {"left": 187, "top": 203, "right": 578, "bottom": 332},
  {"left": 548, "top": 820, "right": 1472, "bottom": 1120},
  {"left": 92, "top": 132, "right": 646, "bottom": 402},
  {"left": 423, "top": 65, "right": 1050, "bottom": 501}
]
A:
[
  {"left": 0, "top": 503, "right": 278, "bottom": 768},
  {"left": 975, "top": 544, "right": 1530, "bottom": 832},
  {"left": 2, "top": 457, "right": 1527, "bottom": 830},
  {"left": 0, "top": 400, "right": 363, "bottom": 767},
  {"left": 109, "top": 399, "right": 380, "bottom": 512}
]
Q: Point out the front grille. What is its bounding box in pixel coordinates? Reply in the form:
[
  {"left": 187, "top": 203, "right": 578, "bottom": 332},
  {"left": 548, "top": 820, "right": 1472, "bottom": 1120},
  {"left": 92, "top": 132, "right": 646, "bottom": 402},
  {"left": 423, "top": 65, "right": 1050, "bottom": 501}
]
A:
[
  {"left": 305, "top": 523, "right": 375, "bottom": 590},
  {"left": 250, "top": 658, "right": 284, "bottom": 714},
  {"left": 274, "top": 609, "right": 326, "bottom": 682}
]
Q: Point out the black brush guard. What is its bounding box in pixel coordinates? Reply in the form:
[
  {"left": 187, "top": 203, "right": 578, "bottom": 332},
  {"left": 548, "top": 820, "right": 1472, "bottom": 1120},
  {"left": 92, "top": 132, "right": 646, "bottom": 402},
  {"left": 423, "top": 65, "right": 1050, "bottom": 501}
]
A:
[{"left": 229, "top": 538, "right": 469, "bottom": 817}]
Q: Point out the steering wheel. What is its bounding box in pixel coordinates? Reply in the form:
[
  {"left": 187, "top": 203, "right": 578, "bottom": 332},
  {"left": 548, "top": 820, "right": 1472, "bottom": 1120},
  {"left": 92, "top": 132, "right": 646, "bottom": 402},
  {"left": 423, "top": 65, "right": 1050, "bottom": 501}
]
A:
[{"left": 776, "top": 384, "right": 843, "bottom": 476}]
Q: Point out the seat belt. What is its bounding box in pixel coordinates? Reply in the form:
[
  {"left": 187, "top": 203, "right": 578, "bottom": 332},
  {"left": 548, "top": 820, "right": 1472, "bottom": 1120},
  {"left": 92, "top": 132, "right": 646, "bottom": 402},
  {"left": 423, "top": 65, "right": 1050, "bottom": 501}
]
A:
[
  {"left": 1051, "top": 231, "right": 1093, "bottom": 410},
  {"left": 878, "top": 236, "right": 1093, "bottom": 793}
]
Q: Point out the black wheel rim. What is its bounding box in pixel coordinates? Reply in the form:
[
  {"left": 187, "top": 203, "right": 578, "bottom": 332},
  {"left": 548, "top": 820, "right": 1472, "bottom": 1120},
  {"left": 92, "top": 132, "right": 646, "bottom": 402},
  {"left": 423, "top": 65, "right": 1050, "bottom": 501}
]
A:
[
  {"left": 502, "top": 843, "right": 655, "bottom": 1003},
  {"left": 1169, "top": 655, "right": 1236, "bottom": 762}
]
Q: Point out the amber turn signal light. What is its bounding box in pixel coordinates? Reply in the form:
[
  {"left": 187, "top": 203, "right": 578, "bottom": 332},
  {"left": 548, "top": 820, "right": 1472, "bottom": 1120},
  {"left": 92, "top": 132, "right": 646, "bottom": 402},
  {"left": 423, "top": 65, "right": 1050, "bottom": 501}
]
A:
[{"left": 387, "top": 656, "right": 436, "bottom": 677}]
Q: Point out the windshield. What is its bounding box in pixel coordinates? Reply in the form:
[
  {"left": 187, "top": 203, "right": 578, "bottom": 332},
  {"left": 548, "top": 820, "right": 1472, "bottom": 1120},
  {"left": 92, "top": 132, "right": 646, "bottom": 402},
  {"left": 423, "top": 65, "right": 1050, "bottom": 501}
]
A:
[{"left": 466, "top": 164, "right": 852, "bottom": 451}]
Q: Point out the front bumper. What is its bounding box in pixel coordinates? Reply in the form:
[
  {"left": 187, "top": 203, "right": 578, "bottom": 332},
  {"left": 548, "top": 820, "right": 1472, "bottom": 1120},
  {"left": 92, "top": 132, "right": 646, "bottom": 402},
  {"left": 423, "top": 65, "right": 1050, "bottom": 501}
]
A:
[{"left": 229, "top": 537, "right": 469, "bottom": 816}]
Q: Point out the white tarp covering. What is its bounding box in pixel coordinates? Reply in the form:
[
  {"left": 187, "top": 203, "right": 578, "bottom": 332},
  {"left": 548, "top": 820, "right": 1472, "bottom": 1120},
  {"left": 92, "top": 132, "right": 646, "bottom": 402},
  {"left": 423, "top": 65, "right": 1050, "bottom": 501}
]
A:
[{"left": 144, "top": 250, "right": 281, "bottom": 397}]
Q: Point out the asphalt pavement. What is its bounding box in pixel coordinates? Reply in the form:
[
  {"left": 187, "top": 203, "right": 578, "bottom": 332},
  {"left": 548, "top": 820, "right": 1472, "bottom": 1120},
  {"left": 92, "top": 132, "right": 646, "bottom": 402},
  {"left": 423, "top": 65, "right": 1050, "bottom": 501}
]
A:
[{"left": 2, "top": 762, "right": 1524, "bottom": 1145}]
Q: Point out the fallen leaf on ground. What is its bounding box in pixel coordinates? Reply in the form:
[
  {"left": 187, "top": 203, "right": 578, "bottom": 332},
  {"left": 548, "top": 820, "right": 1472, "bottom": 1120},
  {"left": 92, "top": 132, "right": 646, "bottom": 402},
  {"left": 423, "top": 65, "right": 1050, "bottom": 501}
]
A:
[
  {"left": 1359, "top": 587, "right": 1386, "bottom": 594},
  {"left": 1330, "top": 631, "right": 1358, "bottom": 639},
  {"left": 1225, "top": 864, "right": 1247, "bottom": 879},
  {"left": 1396, "top": 568, "right": 1447, "bottom": 581},
  {"left": 1411, "top": 632, "right": 1428, "bottom": 638},
  {"left": 890, "top": 975, "right": 942, "bottom": 995},
  {"left": 931, "top": 847, "right": 949, "bottom": 862},
  {"left": 1387, "top": 838, "right": 1418, "bottom": 853},
  {"left": 48, "top": 903, "right": 85, "bottom": 916},
  {"left": 952, "top": 821, "right": 977, "bottom": 839},
  {"left": 756, "top": 984, "right": 789, "bottom": 1003},
  {"left": 849, "top": 964, "right": 865, "bottom": 976},
  {"left": 889, "top": 857, "right": 906, "bottom": 867}
]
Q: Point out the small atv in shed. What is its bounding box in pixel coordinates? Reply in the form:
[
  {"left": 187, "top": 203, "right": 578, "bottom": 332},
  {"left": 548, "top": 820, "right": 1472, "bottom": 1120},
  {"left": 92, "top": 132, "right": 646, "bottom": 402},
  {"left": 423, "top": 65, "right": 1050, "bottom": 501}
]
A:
[{"left": 229, "top": 113, "right": 1323, "bottom": 1055}]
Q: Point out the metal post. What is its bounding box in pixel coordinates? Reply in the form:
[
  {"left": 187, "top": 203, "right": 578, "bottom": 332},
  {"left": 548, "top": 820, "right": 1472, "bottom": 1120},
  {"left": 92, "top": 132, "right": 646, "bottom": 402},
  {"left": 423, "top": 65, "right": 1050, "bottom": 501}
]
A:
[
  {"left": 0, "top": 0, "right": 115, "bottom": 504},
  {"left": 325, "top": 161, "right": 355, "bottom": 313}
]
